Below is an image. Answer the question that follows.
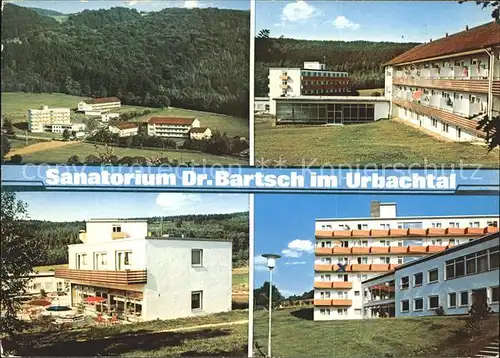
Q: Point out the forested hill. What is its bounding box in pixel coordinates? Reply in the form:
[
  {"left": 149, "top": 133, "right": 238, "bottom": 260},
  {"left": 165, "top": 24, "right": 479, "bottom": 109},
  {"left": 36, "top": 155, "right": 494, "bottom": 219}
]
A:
[
  {"left": 255, "top": 36, "right": 419, "bottom": 96},
  {"left": 1, "top": 4, "right": 250, "bottom": 118},
  {"left": 25, "top": 211, "right": 249, "bottom": 267}
]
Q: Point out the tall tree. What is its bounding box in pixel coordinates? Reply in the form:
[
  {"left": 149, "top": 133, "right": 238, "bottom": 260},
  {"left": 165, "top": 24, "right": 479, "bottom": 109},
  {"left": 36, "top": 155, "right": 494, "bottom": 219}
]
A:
[
  {"left": 1, "top": 135, "right": 11, "bottom": 162},
  {"left": 0, "top": 192, "right": 45, "bottom": 336},
  {"left": 254, "top": 281, "right": 284, "bottom": 308},
  {"left": 257, "top": 29, "right": 270, "bottom": 39}
]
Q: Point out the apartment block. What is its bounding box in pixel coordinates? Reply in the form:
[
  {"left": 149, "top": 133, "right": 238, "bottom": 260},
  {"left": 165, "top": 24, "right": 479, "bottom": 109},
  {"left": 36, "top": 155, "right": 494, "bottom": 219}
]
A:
[
  {"left": 313, "top": 201, "right": 499, "bottom": 321},
  {"left": 362, "top": 232, "right": 499, "bottom": 318},
  {"left": 55, "top": 219, "right": 232, "bottom": 321},
  {"left": 27, "top": 106, "right": 71, "bottom": 133},
  {"left": 147, "top": 117, "right": 201, "bottom": 138},
  {"left": 109, "top": 123, "right": 139, "bottom": 137},
  {"left": 268, "top": 61, "right": 351, "bottom": 115},
  {"left": 78, "top": 97, "right": 121, "bottom": 112},
  {"left": 385, "top": 21, "right": 500, "bottom": 142}
]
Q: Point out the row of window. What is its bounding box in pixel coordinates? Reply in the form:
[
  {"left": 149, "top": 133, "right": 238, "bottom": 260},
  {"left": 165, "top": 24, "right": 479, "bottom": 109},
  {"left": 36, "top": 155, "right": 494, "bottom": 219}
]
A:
[
  {"left": 320, "top": 221, "right": 496, "bottom": 231},
  {"left": 319, "top": 274, "right": 368, "bottom": 282},
  {"left": 400, "top": 268, "right": 439, "bottom": 289},
  {"left": 401, "top": 286, "right": 499, "bottom": 313},
  {"left": 445, "top": 247, "right": 498, "bottom": 280},
  {"left": 301, "top": 71, "right": 348, "bottom": 78},
  {"left": 302, "top": 81, "right": 349, "bottom": 85},
  {"left": 320, "top": 256, "right": 401, "bottom": 265},
  {"left": 302, "top": 87, "right": 350, "bottom": 95},
  {"left": 319, "top": 308, "right": 362, "bottom": 316}
]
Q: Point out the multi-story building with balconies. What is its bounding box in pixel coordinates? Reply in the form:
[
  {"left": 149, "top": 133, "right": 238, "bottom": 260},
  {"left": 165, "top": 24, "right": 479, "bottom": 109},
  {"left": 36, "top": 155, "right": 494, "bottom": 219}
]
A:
[
  {"left": 313, "top": 201, "right": 499, "bottom": 321},
  {"left": 268, "top": 61, "right": 352, "bottom": 116},
  {"left": 27, "top": 106, "right": 71, "bottom": 133},
  {"left": 385, "top": 21, "right": 500, "bottom": 142},
  {"left": 362, "top": 232, "right": 499, "bottom": 319},
  {"left": 77, "top": 97, "right": 121, "bottom": 112},
  {"left": 147, "top": 117, "right": 201, "bottom": 138},
  {"left": 55, "top": 219, "right": 232, "bottom": 321}
]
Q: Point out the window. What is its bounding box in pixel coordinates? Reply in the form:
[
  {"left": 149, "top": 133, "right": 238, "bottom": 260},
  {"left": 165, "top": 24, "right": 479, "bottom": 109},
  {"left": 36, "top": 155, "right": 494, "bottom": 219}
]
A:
[
  {"left": 460, "top": 291, "right": 469, "bottom": 307},
  {"left": 477, "top": 250, "right": 488, "bottom": 273},
  {"left": 491, "top": 287, "right": 499, "bottom": 303},
  {"left": 355, "top": 309, "right": 362, "bottom": 315},
  {"left": 490, "top": 248, "right": 499, "bottom": 270},
  {"left": 337, "top": 308, "right": 348, "bottom": 316},
  {"left": 401, "top": 300, "right": 410, "bottom": 312},
  {"left": 398, "top": 256, "right": 404, "bottom": 264},
  {"left": 320, "top": 308, "right": 331, "bottom": 315},
  {"left": 428, "top": 268, "right": 439, "bottom": 283},
  {"left": 124, "top": 251, "right": 132, "bottom": 265},
  {"left": 487, "top": 221, "right": 498, "bottom": 228},
  {"left": 192, "top": 249, "right": 203, "bottom": 266},
  {"left": 429, "top": 295, "right": 439, "bottom": 309},
  {"left": 112, "top": 225, "right": 122, "bottom": 233},
  {"left": 431, "top": 222, "right": 442, "bottom": 228},
  {"left": 466, "top": 253, "right": 477, "bottom": 275},
  {"left": 354, "top": 290, "right": 360, "bottom": 296},
  {"left": 469, "top": 221, "right": 480, "bottom": 228},
  {"left": 401, "top": 276, "right": 409, "bottom": 290},
  {"left": 449, "top": 222, "right": 459, "bottom": 228},
  {"left": 414, "top": 298, "right": 423, "bottom": 311},
  {"left": 380, "top": 257, "right": 390, "bottom": 264},
  {"left": 191, "top": 291, "right": 202, "bottom": 310},
  {"left": 414, "top": 272, "right": 423, "bottom": 286},
  {"left": 448, "top": 293, "right": 457, "bottom": 308}
]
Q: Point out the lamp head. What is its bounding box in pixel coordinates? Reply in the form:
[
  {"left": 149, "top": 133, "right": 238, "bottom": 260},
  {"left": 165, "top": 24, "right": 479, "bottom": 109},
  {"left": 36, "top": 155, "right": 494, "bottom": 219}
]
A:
[{"left": 262, "top": 253, "right": 281, "bottom": 270}]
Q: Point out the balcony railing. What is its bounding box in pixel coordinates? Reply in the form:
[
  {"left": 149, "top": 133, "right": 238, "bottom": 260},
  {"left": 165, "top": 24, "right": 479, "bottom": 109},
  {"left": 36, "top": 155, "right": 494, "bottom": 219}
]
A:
[
  {"left": 315, "top": 226, "right": 498, "bottom": 238},
  {"left": 314, "top": 264, "right": 398, "bottom": 272},
  {"left": 392, "top": 76, "right": 490, "bottom": 94},
  {"left": 314, "top": 281, "right": 353, "bottom": 289},
  {"left": 55, "top": 268, "right": 147, "bottom": 284},
  {"left": 313, "top": 299, "right": 353, "bottom": 306}
]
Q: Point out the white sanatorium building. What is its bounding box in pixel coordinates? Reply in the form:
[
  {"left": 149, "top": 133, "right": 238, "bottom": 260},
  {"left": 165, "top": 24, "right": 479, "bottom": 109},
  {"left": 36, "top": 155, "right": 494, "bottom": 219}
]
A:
[
  {"left": 362, "top": 232, "right": 499, "bottom": 318},
  {"left": 313, "top": 201, "right": 499, "bottom": 321},
  {"left": 55, "top": 219, "right": 232, "bottom": 321},
  {"left": 385, "top": 21, "right": 500, "bottom": 142},
  {"left": 77, "top": 97, "right": 122, "bottom": 112},
  {"left": 147, "top": 117, "right": 202, "bottom": 138},
  {"left": 28, "top": 106, "right": 71, "bottom": 133}
]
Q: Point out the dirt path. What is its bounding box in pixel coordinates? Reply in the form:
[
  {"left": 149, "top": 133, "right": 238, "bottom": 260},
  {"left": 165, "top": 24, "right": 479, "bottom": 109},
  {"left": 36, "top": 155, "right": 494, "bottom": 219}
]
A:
[
  {"left": 6, "top": 140, "right": 79, "bottom": 158},
  {"left": 157, "top": 319, "right": 249, "bottom": 333}
]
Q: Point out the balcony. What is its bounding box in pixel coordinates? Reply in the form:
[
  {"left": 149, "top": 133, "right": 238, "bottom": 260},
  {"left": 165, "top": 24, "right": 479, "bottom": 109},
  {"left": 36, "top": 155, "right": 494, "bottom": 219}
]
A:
[
  {"left": 279, "top": 75, "right": 289, "bottom": 80},
  {"left": 389, "top": 229, "right": 409, "bottom": 236},
  {"left": 351, "top": 247, "right": 370, "bottom": 254},
  {"left": 407, "top": 245, "right": 427, "bottom": 254},
  {"left": 315, "top": 247, "right": 333, "bottom": 255},
  {"left": 314, "top": 282, "right": 333, "bottom": 289},
  {"left": 55, "top": 268, "right": 147, "bottom": 284},
  {"left": 370, "top": 264, "right": 391, "bottom": 272},
  {"left": 333, "top": 247, "right": 351, "bottom": 254},
  {"left": 314, "top": 299, "right": 333, "bottom": 306},
  {"left": 389, "top": 247, "right": 407, "bottom": 254},
  {"left": 313, "top": 299, "right": 352, "bottom": 306},
  {"left": 370, "top": 247, "right": 389, "bottom": 254},
  {"left": 315, "top": 230, "right": 333, "bottom": 238},
  {"left": 313, "top": 281, "right": 353, "bottom": 289},
  {"left": 314, "top": 264, "right": 333, "bottom": 272},
  {"left": 392, "top": 98, "right": 486, "bottom": 137},
  {"left": 280, "top": 84, "right": 289, "bottom": 89}
]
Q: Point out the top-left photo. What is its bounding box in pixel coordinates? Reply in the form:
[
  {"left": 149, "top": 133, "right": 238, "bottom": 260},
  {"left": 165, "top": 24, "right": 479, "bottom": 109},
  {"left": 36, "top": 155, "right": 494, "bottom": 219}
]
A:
[{"left": 1, "top": 0, "right": 250, "bottom": 166}]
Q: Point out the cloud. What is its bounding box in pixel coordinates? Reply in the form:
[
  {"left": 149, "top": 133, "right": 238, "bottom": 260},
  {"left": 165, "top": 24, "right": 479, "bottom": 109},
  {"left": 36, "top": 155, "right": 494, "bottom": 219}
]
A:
[
  {"left": 281, "top": 1, "right": 319, "bottom": 23},
  {"left": 155, "top": 193, "right": 248, "bottom": 216},
  {"left": 284, "top": 261, "right": 307, "bottom": 266},
  {"left": 184, "top": 0, "right": 199, "bottom": 8},
  {"left": 332, "top": 16, "right": 360, "bottom": 30},
  {"left": 281, "top": 239, "right": 314, "bottom": 258},
  {"left": 254, "top": 255, "right": 270, "bottom": 272}
]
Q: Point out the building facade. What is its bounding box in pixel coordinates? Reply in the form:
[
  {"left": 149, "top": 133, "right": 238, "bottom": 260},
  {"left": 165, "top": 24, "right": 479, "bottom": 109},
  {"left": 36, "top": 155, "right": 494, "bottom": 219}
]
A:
[
  {"left": 362, "top": 233, "right": 499, "bottom": 318},
  {"left": 27, "top": 106, "right": 71, "bottom": 133},
  {"left": 313, "top": 201, "right": 499, "bottom": 321},
  {"left": 147, "top": 117, "right": 201, "bottom": 138},
  {"left": 55, "top": 219, "right": 232, "bottom": 321},
  {"left": 268, "top": 61, "right": 352, "bottom": 115},
  {"left": 254, "top": 97, "right": 270, "bottom": 113},
  {"left": 385, "top": 21, "right": 500, "bottom": 142},
  {"left": 273, "top": 96, "right": 390, "bottom": 125},
  {"left": 78, "top": 97, "right": 121, "bottom": 112},
  {"left": 109, "top": 123, "right": 139, "bottom": 137},
  {"left": 43, "top": 122, "right": 86, "bottom": 134},
  {"left": 189, "top": 127, "right": 212, "bottom": 140},
  {"left": 25, "top": 271, "right": 69, "bottom": 296}
]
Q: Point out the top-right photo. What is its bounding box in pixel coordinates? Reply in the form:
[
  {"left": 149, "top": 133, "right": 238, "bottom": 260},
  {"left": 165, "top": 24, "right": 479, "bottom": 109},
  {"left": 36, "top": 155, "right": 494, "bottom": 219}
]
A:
[{"left": 254, "top": 0, "right": 500, "bottom": 167}]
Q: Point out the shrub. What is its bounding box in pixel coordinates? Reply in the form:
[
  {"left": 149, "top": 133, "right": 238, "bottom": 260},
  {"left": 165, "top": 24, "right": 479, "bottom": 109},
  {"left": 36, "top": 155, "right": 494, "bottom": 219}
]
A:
[
  {"left": 434, "top": 306, "right": 445, "bottom": 316},
  {"left": 464, "top": 301, "right": 492, "bottom": 335}
]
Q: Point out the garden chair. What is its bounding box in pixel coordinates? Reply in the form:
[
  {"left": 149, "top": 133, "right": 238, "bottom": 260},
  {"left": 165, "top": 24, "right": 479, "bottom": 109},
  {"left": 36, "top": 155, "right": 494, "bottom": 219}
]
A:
[
  {"left": 108, "top": 314, "right": 119, "bottom": 325},
  {"left": 95, "top": 313, "right": 107, "bottom": 325}
]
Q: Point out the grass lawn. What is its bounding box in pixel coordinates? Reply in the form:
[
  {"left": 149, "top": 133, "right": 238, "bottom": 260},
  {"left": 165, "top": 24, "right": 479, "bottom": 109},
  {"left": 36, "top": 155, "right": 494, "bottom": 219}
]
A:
[
  {"left": 253, "top": 308, "right": 499, "bottom": 357},
  {"left": 4, "top": 310, "right": 249, "bottom": 357},
  {"left": 255, "top": 118, "right": 499, "bottom": 166},
  {"left": 135, "top": 107, "right": 249, "bottom": 138},
  {"left": 8, "top": 137, "right": 44, "bottom": 149},
  {"left": 21, "top": 142, "right": 247, "bottom": 165}
]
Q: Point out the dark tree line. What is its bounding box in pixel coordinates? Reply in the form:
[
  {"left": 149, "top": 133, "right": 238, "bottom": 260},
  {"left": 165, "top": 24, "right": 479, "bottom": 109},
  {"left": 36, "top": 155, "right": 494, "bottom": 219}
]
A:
[
  {"left": 254, "top": 31, "right": 418, "bottom": 96},
  {"left": 2, "top": 4, "right": 249, "bottom": 118},
  {"left": 22, "top": 212, "right": 249, "bottom": 267}
]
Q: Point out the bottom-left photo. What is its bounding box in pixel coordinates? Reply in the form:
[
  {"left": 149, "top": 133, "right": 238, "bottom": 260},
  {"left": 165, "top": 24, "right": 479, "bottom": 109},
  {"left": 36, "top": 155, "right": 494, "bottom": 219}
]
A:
[{"left": 1, "top": 191, "right": 249, "bottom": 357}]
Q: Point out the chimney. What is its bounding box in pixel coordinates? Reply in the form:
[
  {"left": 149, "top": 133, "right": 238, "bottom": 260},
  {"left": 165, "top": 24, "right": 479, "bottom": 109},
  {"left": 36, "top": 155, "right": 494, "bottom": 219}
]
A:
[
  {"left": 429, "top": 38, "right": 432, "bottom": 43},
  {"left": 445, "top": 33, "right": 448, "bottom": 37},
  {"left": 370, "top": 201, "right": 381, "bottom": 218},
  {"left": 465, "top": 25, "right": 469, "bottom": 31}
]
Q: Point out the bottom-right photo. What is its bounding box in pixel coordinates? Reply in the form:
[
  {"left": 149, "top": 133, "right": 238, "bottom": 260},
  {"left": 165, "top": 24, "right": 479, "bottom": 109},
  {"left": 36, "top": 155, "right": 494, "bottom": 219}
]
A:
[{"left": 252, "top": 194, "right": 499, "bottom": 358}]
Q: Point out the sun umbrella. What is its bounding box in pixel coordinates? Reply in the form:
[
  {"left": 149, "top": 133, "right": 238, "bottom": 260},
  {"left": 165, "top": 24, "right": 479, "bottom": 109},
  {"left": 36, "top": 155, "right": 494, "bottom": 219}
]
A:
[
  {"left": 84, "top": 296, "right": 106, "bottom": 303},
  {"left": 27, "top": 299, "right": 52, "bottom": 307}
]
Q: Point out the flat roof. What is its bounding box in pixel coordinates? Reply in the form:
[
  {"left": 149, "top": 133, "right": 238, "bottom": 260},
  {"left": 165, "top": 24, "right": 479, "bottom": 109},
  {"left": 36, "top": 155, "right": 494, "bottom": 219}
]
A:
[
  {"left": 87, "top": 218, "right": 148, "bottom": 223},
  {"left": 316, "top": 214, "right": 499, "bottom": 222},
  {"left": 273, "top": 96, "right": 389, "bottom": 102},
  {"left": 146, "top": 236, "right": 232, "bottom": 243},
  {"left": 363, "top": 232, "right": 500, "bottom": 284},
  {"left": 255, "top": 97, "right": 270, "bottom": 100},
  {"left": 269, "top": 67, "right": 348, "bottom": 73}
]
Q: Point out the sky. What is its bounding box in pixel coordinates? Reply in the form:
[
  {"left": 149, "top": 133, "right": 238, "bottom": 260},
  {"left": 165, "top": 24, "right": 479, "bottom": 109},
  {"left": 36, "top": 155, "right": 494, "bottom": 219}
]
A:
[
  {"left": 254, "top": 194, "right": 500, "bottom": 297},
  {"left": 17, "top": 192, "right": 249, "bottom": 221},
  {"left": 6, "top": 0, "right": 250, "bottom": 13},
  {"left": 256, "top": 0, "right": 494, "bottom": 42}
]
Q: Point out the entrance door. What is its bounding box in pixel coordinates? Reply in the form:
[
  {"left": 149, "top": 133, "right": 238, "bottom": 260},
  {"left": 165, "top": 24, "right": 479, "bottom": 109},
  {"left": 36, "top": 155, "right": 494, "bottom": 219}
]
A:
[
  {"left": 334, "top": 109, "right": 343, "bottom": 124},
  {"left": 472, "top": 288, "right": 488, "bottom": 306}
]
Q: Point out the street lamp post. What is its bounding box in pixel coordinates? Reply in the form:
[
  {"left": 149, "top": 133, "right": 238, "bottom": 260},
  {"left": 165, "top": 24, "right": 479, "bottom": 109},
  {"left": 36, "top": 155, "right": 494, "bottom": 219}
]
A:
[{"left": 262, "top": 253, "right": 281, "bottom": 358}]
